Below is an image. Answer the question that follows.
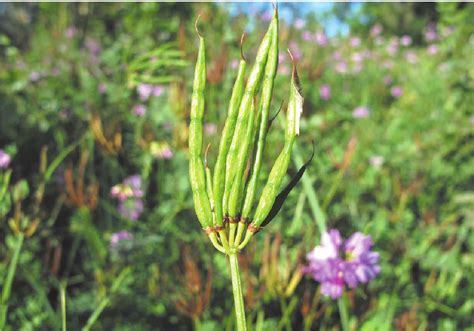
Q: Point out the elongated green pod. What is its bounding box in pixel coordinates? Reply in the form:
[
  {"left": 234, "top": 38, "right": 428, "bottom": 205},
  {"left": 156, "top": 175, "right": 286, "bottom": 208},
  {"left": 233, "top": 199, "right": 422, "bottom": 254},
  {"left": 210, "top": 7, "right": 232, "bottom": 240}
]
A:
[
  {"left": 227, "top": 99, "right": 257, "bottom": 217},
  {"left": 251, "top": 51, "right": 303, "bottom": 227},
  {"left": 260, "top": 142, "right": 314, "bottom": 227},
  {"left": 204, "top": 144, "right": 216, "bottom": 225},
  {"left": 189, "top": 20, "right": 213, "bottom": 228},
  {"left": 241, "top": 12, "right": 279, "bottom": 220},
  {"left": 213, "top": 37, "right": 247, "bottom": 227},
  {"left": 223, "top": 17, "right": 275, "bottom": 217}
]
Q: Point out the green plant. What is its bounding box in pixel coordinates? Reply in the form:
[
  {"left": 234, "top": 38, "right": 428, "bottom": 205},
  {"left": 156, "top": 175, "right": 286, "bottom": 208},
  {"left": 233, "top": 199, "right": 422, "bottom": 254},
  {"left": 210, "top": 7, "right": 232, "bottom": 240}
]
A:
[{"left": 188, "top": 7, "right": 310, "bottom": 330}]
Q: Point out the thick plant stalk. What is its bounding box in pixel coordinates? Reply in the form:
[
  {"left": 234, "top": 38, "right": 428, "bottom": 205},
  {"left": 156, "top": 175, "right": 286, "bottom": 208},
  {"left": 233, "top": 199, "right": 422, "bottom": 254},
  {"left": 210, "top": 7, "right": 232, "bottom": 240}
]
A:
[{"left": 228, "top": 253, "right": 247, "bottom": 331}]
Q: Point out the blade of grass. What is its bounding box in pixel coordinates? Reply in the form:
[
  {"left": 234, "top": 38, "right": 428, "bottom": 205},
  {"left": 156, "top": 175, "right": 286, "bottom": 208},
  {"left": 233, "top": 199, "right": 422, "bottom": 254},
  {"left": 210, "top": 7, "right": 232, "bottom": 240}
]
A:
[
  {"left": 0, "top": 232, "right": 25, "bottom": 329},
  {"left": 44, "top": 132, "right": 90, "bottom": 184},
  {"left": 81, "top": 267, "right": 131, "bottom": 331},
  {"left": 291, "top": 142, "right": 326, "bottom": 234},
  {"left": 60, "top": 281, "right": 67, "bottom": 331}
]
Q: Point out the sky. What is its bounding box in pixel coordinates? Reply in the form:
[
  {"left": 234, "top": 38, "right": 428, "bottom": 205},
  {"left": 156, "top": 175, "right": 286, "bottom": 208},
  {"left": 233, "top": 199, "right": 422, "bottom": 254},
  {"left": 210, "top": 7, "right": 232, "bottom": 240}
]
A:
[{"left": 222, "top": 2, "right": 362, "bottom": 36}]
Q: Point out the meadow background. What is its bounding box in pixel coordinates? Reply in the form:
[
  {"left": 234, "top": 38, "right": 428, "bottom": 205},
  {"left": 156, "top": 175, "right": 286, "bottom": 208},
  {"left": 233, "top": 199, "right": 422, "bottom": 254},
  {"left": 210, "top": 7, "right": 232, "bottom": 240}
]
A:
[{"left": 0, "top": 2, "right": 473, "bottom": 330}]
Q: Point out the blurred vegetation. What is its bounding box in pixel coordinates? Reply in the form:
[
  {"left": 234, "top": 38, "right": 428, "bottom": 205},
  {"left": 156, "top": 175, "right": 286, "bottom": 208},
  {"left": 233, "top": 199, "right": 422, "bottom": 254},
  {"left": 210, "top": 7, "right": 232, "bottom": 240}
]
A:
[{"left": 0, "top": 2, "right": 473, "bottom": 330}]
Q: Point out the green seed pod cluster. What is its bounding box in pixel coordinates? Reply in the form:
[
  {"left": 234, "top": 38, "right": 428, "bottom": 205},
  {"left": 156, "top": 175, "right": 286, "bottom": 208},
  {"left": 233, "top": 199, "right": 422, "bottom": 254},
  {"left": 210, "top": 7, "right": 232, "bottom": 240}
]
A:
[{"left": 189, "top": 8, "right": 307, "bottom": 253}]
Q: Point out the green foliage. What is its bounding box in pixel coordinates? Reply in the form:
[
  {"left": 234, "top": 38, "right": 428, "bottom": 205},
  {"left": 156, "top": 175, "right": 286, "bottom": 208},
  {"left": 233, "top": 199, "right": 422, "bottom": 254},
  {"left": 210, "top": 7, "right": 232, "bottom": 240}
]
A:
[{"left": 0, "top": 2, "right": 472, "bottom": 330}]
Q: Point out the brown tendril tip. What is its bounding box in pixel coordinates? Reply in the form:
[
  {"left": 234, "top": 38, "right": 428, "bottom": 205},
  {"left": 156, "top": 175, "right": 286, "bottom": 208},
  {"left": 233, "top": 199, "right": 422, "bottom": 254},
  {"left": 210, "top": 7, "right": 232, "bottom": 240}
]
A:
[
  {"left": 287, "top": 48, "right": 302, "bottom": 92},
  {"left": 204, "top": 143, "right": 211, "bottom": 168},
  {"left": 240, "top": 32, "right": 247, "bottom": 62},
  {"left": 195, "top": 14, "right": 202, "bottom": 38},
  {"left": 272, "top": 1, "right": 278, "bottom": 17},
  {"left": 287, "top": 47, "right": 295, "bottom": 64}
]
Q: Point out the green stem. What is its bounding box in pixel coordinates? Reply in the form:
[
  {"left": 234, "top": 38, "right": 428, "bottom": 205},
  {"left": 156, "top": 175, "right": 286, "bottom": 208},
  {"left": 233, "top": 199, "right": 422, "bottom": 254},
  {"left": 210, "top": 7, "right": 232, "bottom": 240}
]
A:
[
  {"left": 291, "top": 143, "right": 326, "bottom": 234},
  {"left": 192, "top": 315, "right": 202, "bottom": 331},
  {"left": 322, "top": 169, "right": 344, "bottom": 212},
  {"left": 229, "top": 223, "right": 237, "bottom": 247},
  {"left": 60, "top": 281, "right": 67, "bottom": 331},
  {"left": 228, "top": 253, "right": 247, "bottom": 331},
  {"left": 337, "top": 294, "right": 349, "bottom": 331},
  {"left": 277, "top": 296, "right": 297, "bottom": 331},
  {"left": 82, "top": 268, "right": 130, "bottom": 331},
  {"left": 0, "top": 232, "right": 25, "bottom": 329}
]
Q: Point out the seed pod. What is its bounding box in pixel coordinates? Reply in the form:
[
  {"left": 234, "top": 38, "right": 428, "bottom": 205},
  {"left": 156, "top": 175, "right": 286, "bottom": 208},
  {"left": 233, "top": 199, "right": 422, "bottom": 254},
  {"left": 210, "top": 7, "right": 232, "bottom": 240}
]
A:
[
  {"left": 251, "top": 50, "right": 303, "bottom": 228},
  {"left": 241, "top": 12, "right": 279, "bottom": 220},
  {"left": 223, "top": 19, "right": 275, "bottom": 217},
  {"left": 204, "top": 144, "right": 216, "bottom": 226},
  {"left": 260, "top": 142, "right": 314, "bottom": 228},
  {"left": 189, "top": 19, "right": 213, "bottom": 228},
  {"left": 227, "top": 99, "right": 257, "bottom": 217},
  {"left": 212, "top": 35, "right": 247, "bottom": 227}
]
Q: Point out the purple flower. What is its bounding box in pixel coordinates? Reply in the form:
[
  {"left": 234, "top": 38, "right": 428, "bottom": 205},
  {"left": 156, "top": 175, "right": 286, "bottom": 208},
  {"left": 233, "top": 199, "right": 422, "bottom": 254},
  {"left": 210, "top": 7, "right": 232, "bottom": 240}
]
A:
[
  {"left": 427, "top": 44, "right": 438, "bottom": 55},
  {"left": 150, "top": 141, "right": 173, "bottom": 159},
  {"left": 332, "top": 51, "right": 342, "bottom": 61},
  {"left": 111, "top": 175, "right": 144, "bottom": 201},
  {"left": 118, "top": 198, "right": 144, "bottom": 221},
  {"left": 153, "top": 85, "right": 164, "bottom": 97},
  {"left": 159, "top": 147, "right": 173, "bottom": 159},
  {"left": 319, "top": 84, "right": 331, "bottom": 101},
  {"left": 386, "top": 42, "right": 398, "bottom": 56},
  {"left": 400, "top": 35, "right": 412, "bottom": 46},
  {"left": 350, "top": 37, "right": 361, "bottom": 47},
  {"left": 30, "top": 71, "right": 42, "bottom": 82},
  {"left": 344, "top": 232, "right": 380, "bottom": 286},
  {"left": 294, "top": 18, "right": 306, "bottom": 30},
  {"left": 351, "top": 52, "right": 364, "bottom": 63},
  {"left": 391, "top": 86, "right": 403, "bottom": 98},
  {"left": 137, "top": 83, "right": 163, "bottom": 100},
  {"left": 352, "top": 106, "right": 370, "bottom": 119},
  {"left": 335, "top": 61, "right": 348, "bottom": 74},
  {"left": 425, "top": 31, "right": 437, "bottom": 43},
  {"left": 302, "top": 31, "right": 313, "bottom": 41},
  {"left": 133, "top": 104, "right": 147, "bottom": 117},
  {"left": 98, "top": 82, "right": 107, "bottom": 94},
  {"left": 370, "top": 24, "right": 382, "bottom": 37},
  {"left": 137, "top": 83, "right": 154, "bottom": 101},
  {"left": 0, "top": 150, "right": 11, "bottom": 169},
  {"left": 305, "top": 229, "right": 380, "bottom": 299},
  {"left": 110, "top": 230, "right": 133, "bottom": 246},
  {"left": 123, "top": 175, "right": 143, "bottom": 198},
  {"left": 314, "top": 32, "right": 328, "bottom": 46}
]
